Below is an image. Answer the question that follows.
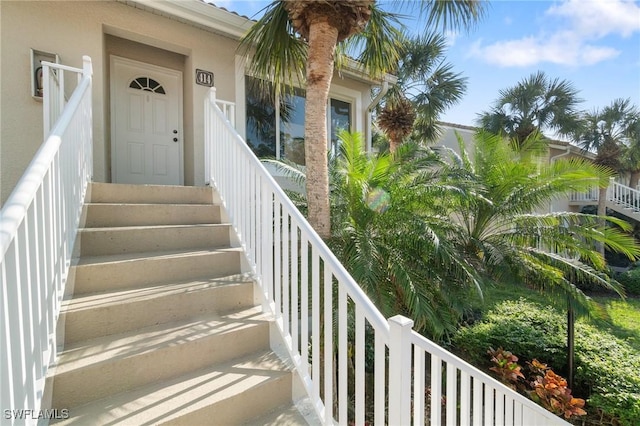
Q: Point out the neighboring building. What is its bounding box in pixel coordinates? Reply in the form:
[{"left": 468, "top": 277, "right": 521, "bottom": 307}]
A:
[{"left": 0, "top": 0, "right": 389, "bottom": 205}]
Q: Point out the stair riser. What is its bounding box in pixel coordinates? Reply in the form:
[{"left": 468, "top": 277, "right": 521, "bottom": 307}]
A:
[
  {"left": 52, "top": 322, "right": 271, "bottom": 409},
  {"left": 62, "top": 282, "right": 254, "bottom": 343},
  {"left": 90, "top": 183, "right": 216, "bottom": 204},
  {"left": 84, "top": 204, "right": 221, "bottom": 227},
  {"left": 162, "top": 374, "right": 293, "bottom": 426},
  {"left": 79, "top": 225, "right": 231, "bottom": 256},
  {"left": 72, "top": 250, "right": 242, "bottom": 294}
]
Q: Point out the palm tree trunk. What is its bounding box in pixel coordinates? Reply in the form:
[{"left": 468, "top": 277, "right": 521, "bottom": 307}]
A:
[
  {"left": 305, "top": 19, "right": 338, "bottom": 239},
  {"left": 630, "top": 170, "right": 640, "bottom": 189}
]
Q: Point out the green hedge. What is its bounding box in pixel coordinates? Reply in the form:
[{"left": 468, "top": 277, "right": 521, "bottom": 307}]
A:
[
  {"left": 452, "top": 299, "right": 640, "bottom": 425},
  {"left": 617, "top": 267, "right": 640, "bottom": 296}
]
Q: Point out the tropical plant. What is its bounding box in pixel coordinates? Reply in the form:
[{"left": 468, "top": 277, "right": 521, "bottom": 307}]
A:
[
  {"left": 271, "top": 131, "right": 486, "bottom": 338},
  {"left": 477, "top": 71, "right": 582, "bottom": 147},
  {"left": 445, "top": 130, "right": 640, "bottom": 387},
  {"left": 327, "top": 131, "right": 484, "bottom": 337},
  {"left": 574, "top": 98, "right": 640, "bottom": 189},
  {"left": 379, "top": 31, "right": 468, "bottom": 146},
  {"left": 239, "top": 0, "right": 487, "bottom": 238},
  {"left": 377, "top": 95, "right": 415, "bottom": 153}
]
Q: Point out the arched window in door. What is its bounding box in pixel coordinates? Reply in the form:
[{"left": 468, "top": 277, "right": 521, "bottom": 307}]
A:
[{"left": 129, "top": 77, "right": 166, "bottom": 94}]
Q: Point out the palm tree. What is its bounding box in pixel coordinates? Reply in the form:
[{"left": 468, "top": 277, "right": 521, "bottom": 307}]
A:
[
  {"left": 477, "top": 71, "right": 582, "bottom": 147},
  {"left": 379, "top": 31, "right": 468, "bottom": 146},
  {"left": 239, "top": 0, "right": 487, "bottom": 238},
  {"left": 574, "top": 99, "right": 639, "bottom": 247},
  {"left": 377, "top": 95, "right": 416, "bottom": 153},
  {"left": 445, "top": 130, "right": 639, "bottom": 387}
]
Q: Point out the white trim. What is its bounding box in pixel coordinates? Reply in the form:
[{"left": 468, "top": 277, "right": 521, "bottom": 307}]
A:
[
  {"left": 110, "top": 55, "right": 184, "bottom": 184},
  {"left": 121, "top": 0, "right": 252, "bottom": 40}
]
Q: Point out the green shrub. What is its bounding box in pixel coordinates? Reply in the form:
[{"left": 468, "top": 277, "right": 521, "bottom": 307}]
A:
[
  {"left": 617, "top": 267, "right": 640, "bottom": 296},
  {"left": 452, "top": 299, "right": 640, "bottom": 425},
  {"left": 452, "top": 299, "right": 567, "bottom": 370},
  {"left": 573, "top": 322, "right": 640, "bottom": 425}
]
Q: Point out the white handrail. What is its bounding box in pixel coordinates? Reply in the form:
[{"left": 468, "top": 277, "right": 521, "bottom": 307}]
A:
[
  {"left": 204, "top": 87, "right": 569, "bottom": 425},
  {"left": 571, "top": 178, "right": 640, "bottom": 214},
  {"left": 0, "top": 56, "right": 92, "bottom": 425},
  {"left": 610, "top": 180, "right": 640, "bottom": 212}
]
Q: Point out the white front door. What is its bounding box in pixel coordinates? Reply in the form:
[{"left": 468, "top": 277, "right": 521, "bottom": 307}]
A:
[{"left": 111, "top": 56, "right": 183, "bottom": 185}]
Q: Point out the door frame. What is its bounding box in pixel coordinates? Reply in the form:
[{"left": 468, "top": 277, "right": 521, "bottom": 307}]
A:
[{"left": 110, "top": 55, "right": 184, "bottom": 185}]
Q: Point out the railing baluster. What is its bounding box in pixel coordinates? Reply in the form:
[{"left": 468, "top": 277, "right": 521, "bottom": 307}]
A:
[
  {"left": 431, "top": 355, "right": 442, "bottom": 425},
  {"left": 446, "top": 364, "right": 457, "bottom": 426},
  {"left": 301, "top": 235, "right": 310, "bottom": 376},
  {"left": 355, "top": 306, "right": 365, "bottom": 426},
  {"left": 338, "top": 285, "right": 347, "bottom": 426},
  {"left": 413, "top": 346, "right": 425, "bottom": 426},
  {"left": 282, "top": 210, "right": 290, "bottom": 335},
  {"left": 323, "top": 263, "right": 333, "bottom": 423},
  {"left": 460, "top": 371, "right": 471, "bottom": 426},
  {"left": 312, "top": 247, "right": 321, "bottom": 404},
  {"left": 291, "top": 220, "right": 299, "bottom": 354},
  {"left": 374, "top": 331, "right": 386, "bottom": 426}
]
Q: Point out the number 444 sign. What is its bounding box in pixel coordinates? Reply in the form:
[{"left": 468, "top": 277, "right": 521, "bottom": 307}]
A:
[{"left": 196, "top": 69, "right": 214, "bottom": 87}]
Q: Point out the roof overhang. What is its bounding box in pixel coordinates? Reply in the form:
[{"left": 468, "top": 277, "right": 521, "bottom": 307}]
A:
[
  {"left": 120, "top": 0, "right": 394, "bottom": 87},
  {"left": 119, "top": 0, "right": 253, "bottom": 40}
]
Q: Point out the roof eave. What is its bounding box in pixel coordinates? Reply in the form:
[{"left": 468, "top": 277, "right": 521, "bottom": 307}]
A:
[{"left": 122, "top": 0, "right": 253, "bottom": 40}]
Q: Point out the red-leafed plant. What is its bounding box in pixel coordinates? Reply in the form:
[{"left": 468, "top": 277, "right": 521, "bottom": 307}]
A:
[
  {"left": 527, "top": 360, "right": 587, "bottom": 420},
  {"left": 487, "top": 347, "right": 525, "bottom": 389},
  {"left": 487, "top": 351, "right": 587, "bottom": 421}
]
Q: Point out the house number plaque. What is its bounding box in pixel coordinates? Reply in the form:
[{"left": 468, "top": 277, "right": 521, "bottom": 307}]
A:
[{"left": 196, "top": 69, "right": 214, "bottom": 87}]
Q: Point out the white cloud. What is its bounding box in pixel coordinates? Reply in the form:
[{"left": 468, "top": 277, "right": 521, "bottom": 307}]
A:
[
  {"left": 469, "top": 0, "right": 638, "bottom": 67},
  {"left": 444, "top": 30, "right": 459, "bottom": 47},
  {"left": 546, "top": 0, "right": 640, "bottom": 38}
]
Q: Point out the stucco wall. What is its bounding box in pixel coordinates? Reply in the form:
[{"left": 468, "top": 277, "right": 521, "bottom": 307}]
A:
[{"left": 0, "top": 0, "right": 240, "bottom": 203}]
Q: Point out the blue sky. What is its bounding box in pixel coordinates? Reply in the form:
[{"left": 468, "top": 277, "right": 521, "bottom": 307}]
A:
[{"left": 215, "top": 0, "right": 640, "bottom": 127}]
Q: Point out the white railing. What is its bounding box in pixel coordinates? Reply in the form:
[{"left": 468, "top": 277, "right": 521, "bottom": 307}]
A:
[
  {"left": 610, "top": 180, "right": 640, "bottom": 212},
  {"left": 204, "top": 87, "right": 568, "bottom": 425},
  {"left": 571, "top": 178, "right": 640, "bottom": 214},
  {"left": 0, "top": 56, "right": 92, "bottom": 425}
]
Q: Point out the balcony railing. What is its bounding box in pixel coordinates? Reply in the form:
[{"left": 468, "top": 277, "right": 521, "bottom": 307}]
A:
[
  {"left": 0, "top": 56, "right": 93, "bottom": 425},
  {"left": 204, "top": 87, "right": 568, "bottom": 425},
  {"left": 571, "top": 178, "right": 640, "bottom": 213}
]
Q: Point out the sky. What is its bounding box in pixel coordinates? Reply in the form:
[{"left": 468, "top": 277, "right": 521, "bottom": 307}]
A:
[{"left": 214, "top": 0, "right": 640, "bottom": 127}]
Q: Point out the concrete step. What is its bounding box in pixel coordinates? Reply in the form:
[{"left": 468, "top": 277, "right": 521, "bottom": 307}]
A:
[
  {"left": 89, "top": 182, "right": 218, "bottom": 204},
  {"left": 244, "top": 404, "right": 312, "bottom": 425},
  {"left": 61, "top": 274, "right": 255, "bottom": 343},
  {"left": 78, "top": 224, "right": 232, "bottom": 257},
  {"left": 51, "top": 351, "right": 292, "bottom": 425},
  {"left": 83, "top": 203, "right": 222, "bottom": 227},
  {"left": 51, "top": 307, "right": 272, "bottom": 410},
  {"left": 72, "top": 248, "right": 243, "bottom": 295}
]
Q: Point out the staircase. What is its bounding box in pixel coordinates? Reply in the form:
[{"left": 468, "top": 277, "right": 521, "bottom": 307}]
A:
[
  {"left": 570, "top": 180, "right": 640, "bottom": 223},
  {"left": 45, "top": 183, "right": 308, "bottom": 425}
]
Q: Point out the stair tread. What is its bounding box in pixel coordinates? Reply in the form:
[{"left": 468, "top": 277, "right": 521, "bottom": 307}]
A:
[
  {"left": 52, "top": 350, "right": 291, "bottom": 425},
  {"left": 85, "top": 202, "right": 217, "bottom": 206},
  {"left": 63, "top": 273, "right": 255, "bottom": 312},
  {"left": 79, "top": 223, "right": 230, "bottom": 232},
  {"left": 75, "top": 247, "right": 243, "bottom": 266},
  {"left": 55, "top": 306, "right": 268, "bottom": 374}
]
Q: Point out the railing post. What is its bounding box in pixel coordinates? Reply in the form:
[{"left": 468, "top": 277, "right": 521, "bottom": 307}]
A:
[
  {"left": 388, "top": 315, "right": 413, "bottom": 425},
  {"left": 43, "top": 65, "right": 51, "bottom": 140},
  {"left": 82, "top": 55, "right": 93, "bottom": 77},
  {"left": 608, "top": 176, "right": 615, "bottom": 202}
]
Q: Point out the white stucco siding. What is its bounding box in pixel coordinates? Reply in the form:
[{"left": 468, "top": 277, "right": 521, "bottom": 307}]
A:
[{"left": 0, "top": 0, "right": 241, "bottom": 202}]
